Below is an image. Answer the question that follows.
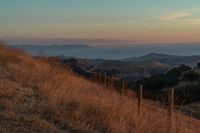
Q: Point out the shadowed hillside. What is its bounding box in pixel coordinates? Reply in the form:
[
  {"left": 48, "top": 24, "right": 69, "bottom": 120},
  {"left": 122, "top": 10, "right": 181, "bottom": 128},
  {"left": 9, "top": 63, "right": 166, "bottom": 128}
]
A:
[
  {"left": 62, "top": 58, "right": 170, "bottom": 82},
  {"left": 0, "top": 44, "right": 200, "bottom": 133}
]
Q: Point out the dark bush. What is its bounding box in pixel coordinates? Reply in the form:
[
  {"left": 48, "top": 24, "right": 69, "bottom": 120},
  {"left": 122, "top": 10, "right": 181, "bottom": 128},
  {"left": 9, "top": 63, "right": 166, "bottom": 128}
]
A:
[
  {"left": 182, "top": 70, "right": 199, "bottom": 81},
  {"left": 141, "top": 65, "right": 191, "bottom": 91}
]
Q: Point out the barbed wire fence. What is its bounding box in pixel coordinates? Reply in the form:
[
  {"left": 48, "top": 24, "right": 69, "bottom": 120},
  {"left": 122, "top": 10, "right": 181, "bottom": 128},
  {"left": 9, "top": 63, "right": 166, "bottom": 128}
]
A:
[{"left": 89, "top": 72, "right": 200, "bottom": 132}]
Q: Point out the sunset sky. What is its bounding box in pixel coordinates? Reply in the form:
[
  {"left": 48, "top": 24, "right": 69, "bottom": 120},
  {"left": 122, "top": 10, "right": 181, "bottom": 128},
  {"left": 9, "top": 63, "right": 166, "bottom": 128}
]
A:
[{"left": 1, "top": 0, "right": 200, "bottom": 43}]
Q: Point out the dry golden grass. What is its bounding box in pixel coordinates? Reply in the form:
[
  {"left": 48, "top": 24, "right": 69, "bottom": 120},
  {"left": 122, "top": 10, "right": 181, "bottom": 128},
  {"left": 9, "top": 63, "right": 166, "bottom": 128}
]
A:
[{"left": 0, "top": 44, "right": 200, "bottom": 133}]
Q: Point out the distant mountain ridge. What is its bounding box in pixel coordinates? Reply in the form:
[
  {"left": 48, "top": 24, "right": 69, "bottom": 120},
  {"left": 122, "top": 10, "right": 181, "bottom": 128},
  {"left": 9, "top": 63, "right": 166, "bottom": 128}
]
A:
[
  {"left": 125, "top": 53, "right": 200, "bottom": 67},
  {"left": 60, "top": 52, "right": 200, "bottom": 82},
  {"left": 134, "top": 53, "right": 181, "bottom": 60},
  {"left": 10, "top": 44, "right": 200, "bottom": 81}
]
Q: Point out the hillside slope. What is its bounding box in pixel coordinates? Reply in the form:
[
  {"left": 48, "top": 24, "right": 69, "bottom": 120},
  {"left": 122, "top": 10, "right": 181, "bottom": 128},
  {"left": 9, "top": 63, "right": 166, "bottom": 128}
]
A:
[
  {"left": 63, "top": 58, "right": 170, "bottom": 81},
  {"left": 0, "top": 44, "right": 199, "bottom": 133}
]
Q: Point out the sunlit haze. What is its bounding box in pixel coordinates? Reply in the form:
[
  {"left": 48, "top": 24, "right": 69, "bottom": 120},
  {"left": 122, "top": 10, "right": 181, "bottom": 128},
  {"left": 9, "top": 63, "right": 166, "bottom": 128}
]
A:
[{"left": 1, "top": 0, "right": 200, "bottom": 44}]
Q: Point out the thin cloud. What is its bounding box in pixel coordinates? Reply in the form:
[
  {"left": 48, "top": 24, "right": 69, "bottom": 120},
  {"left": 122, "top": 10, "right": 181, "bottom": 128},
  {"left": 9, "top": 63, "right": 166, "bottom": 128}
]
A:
[
  {"left": 159, "top": 8, "right": 200, "bottom": 21},
  {"left": 185, "top": 18, "right": 200, "bottom": 25},
  {"left": 159, "top": 11, "right": 192, "bottom": 21}
]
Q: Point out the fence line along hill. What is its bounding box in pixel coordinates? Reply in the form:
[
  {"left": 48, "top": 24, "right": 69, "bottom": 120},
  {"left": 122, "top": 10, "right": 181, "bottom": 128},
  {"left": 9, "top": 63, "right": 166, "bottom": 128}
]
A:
[{"left": 0, "top": 43, "right": 200, "bottom": 133}]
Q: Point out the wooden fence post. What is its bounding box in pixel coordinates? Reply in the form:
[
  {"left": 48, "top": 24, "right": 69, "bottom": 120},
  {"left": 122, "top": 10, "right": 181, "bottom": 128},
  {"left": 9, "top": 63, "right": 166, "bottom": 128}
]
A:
[
  {"left": 104, "top": 72, "right": 107, "bottom": 87},
  {"left": 111, "top": 76, "right": 113, "bottom": 89},
  {"left": 99, "top": 72, "right": 101, "bottom": 83},
  {"left": 122, "top": 80, "right": 125, "bottom": 96},
  {"left": 108, "top": 77, "right": 111, "bottom": 89},
  {"left": 138, "top": 85, "right": 143, "bottom": 115},
  {"left": 91, "top": 74, "right": 95, "bottom": 81},
  {"left": 168, "top": 88, "right": 174, "bottom": 133},
  {"left": 95, "top": 73, "right": 97, "bottom": 83}
]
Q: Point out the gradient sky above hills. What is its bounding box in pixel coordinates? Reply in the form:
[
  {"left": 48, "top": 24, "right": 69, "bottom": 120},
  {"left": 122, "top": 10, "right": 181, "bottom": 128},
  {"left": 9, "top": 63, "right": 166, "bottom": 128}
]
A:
[{"left": 1, "top": 0, "right": 200, "bottom": 43}]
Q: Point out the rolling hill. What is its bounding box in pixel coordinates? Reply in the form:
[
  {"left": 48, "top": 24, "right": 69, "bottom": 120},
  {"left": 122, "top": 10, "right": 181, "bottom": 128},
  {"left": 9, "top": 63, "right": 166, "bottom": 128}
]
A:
[
  {"left": 79, "top": 59, "right": 170, "bottom": 81},
  {"left": 0, "top": 43, "right": 200, "bottom": 132},
  {"left": 60, "top": 52, "right": 200, "bottom": 84}
]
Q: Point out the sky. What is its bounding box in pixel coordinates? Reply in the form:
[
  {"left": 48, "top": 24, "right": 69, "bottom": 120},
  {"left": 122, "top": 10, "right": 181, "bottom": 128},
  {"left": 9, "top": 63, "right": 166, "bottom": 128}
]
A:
[{"left": 1, "top": 0, "right": 200, "bottom": 43}]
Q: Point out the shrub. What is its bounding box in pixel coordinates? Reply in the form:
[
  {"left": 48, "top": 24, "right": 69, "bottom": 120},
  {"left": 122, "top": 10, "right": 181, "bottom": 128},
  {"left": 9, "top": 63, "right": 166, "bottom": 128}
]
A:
[{"left": 182, "top": 70, "right": 199, "bottom": 81}]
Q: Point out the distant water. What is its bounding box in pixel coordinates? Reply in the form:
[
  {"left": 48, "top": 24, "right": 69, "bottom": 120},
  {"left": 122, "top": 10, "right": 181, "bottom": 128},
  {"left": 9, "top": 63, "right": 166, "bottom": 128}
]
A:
[{"left": 12, "top": 43, "right": 200, "bottom": 59}]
